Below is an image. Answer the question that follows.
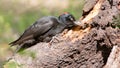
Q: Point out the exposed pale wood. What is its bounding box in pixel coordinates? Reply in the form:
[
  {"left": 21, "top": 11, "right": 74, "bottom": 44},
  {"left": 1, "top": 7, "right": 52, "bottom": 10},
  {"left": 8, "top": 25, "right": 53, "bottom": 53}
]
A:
[{"left": 4, "top": 0, "right": 120, "bottom": 68}]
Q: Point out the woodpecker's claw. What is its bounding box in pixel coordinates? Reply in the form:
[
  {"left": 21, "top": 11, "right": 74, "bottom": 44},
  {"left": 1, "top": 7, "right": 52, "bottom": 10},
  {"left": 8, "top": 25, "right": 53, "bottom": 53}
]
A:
[{"left": 49, "top": 35, "right": 60, "bottom": 45}]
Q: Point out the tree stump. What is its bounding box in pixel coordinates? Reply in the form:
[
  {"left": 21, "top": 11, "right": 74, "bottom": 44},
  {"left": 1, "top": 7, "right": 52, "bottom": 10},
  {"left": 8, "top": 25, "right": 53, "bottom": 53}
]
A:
[{"left": 4, "top": 0, "right": 120, "bottom": 68}]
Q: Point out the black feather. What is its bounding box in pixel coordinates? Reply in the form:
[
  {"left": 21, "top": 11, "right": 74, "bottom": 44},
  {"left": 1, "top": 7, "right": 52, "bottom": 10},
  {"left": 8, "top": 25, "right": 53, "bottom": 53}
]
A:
[{"left": 9, "top": 13, "right": 76, "bottom": 51}]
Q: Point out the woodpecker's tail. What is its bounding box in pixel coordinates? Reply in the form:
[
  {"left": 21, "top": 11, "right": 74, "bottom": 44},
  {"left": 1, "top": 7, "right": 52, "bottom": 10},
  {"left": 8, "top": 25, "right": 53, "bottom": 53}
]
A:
[{"left": 9, "top": 40, "right": 18, "bottom": 46}]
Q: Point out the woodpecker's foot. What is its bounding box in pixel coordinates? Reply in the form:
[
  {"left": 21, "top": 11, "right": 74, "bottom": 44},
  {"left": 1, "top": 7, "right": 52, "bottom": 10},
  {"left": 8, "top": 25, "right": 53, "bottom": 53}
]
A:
[{"left": 49, "top": 35, "right": 60, "bottom": 45}]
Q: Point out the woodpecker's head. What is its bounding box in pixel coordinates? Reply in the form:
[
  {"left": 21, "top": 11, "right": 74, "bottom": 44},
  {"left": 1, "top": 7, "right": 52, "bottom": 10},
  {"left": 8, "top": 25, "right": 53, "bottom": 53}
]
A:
[{"left": 58, "top": 12, "right": 76, "bottom": 28}]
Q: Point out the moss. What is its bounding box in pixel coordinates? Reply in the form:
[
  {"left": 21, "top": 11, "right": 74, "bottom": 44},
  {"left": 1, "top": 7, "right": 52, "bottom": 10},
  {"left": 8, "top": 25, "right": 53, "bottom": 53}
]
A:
[
  {"left": 18, "top": 49, "right": 36, "bottom": 59},
  {"left": 3, "top": 60, "right": 22, "bottom": 68}
]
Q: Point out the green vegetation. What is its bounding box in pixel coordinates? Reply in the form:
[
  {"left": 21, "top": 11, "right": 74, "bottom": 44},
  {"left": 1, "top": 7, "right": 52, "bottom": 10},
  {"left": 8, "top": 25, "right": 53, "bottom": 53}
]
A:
[
  {"left": 0, "top": 0, "right": 84, "bottom": 67},
  {"left": 4, "top": 60, "right": 22, "bottom": 68},
  {"left": 0, "top": 0, "right": 84, "bottom": 43},
  {"left": 18, "top": 49, "right": 36, "bottom": 59},
  {"left": 113, "top": 15, "right": 120, "bottom": 28}
]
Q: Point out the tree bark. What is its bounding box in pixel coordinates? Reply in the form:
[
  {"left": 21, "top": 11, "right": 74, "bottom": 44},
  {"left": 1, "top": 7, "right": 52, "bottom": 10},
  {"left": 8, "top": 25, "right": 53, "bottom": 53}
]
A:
[{"left": 4, "top": 0, "right": 120, "bottom": 68}]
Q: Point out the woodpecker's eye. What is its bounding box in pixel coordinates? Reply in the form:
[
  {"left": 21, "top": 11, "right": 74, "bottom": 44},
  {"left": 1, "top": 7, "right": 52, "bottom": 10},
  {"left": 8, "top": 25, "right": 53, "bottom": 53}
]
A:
[{"left": 67, "top": 15, "right": 75, "bottom": 21}]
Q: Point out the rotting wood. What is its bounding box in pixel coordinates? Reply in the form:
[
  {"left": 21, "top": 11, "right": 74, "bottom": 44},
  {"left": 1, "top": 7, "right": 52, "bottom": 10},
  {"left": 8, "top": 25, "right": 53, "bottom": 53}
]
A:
[{"left": 4, "top": 0, "right": 120, "bottom": 68}]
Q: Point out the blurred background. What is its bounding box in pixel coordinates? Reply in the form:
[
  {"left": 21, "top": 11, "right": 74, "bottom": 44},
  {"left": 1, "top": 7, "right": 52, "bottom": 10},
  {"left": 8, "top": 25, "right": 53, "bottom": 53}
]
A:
[{"left": 0, "top": 0, "right": 84, "bottom": 67}]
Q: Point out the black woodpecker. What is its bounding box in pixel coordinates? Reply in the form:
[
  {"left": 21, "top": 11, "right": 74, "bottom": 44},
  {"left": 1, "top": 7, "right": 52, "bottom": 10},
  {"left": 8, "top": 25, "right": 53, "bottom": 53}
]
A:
[{"left": 9, "top": 12, "right": 76, "bottom": 51}]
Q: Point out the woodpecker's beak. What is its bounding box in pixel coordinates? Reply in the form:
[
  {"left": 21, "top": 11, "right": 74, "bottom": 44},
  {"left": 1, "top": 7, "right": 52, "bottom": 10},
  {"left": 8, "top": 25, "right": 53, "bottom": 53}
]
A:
[{"left": 74, "top": 21, "right": 81, "bottom": 26}]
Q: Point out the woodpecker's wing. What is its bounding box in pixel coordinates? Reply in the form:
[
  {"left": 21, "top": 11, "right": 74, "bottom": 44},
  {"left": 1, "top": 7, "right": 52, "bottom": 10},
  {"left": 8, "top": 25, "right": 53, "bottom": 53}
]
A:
[{"left": 9, "top": 17, "right": 56, "bottom": 46}]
